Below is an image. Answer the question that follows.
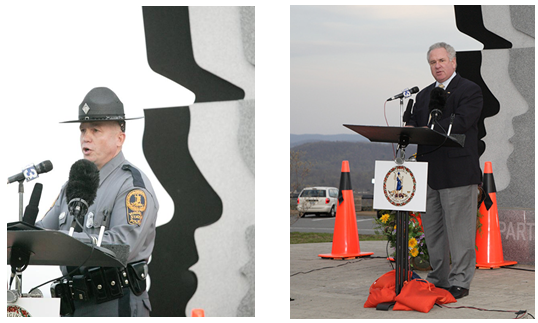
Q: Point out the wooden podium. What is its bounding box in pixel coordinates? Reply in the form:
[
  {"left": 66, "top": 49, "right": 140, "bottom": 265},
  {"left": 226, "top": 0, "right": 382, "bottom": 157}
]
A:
[{"left": 344, "top": 124, "right": 464, "bottom": 310}]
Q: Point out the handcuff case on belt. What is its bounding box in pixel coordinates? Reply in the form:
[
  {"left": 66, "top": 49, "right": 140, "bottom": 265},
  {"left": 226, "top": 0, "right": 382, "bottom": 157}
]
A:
[{"left": 126, "top": 260, "right": 148, "bottom": 296}]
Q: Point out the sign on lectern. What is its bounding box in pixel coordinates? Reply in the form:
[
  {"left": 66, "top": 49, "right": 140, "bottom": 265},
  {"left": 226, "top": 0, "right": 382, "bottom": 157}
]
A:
[{"left": 373, "top": 160, "right": 428, "bottom": 212}]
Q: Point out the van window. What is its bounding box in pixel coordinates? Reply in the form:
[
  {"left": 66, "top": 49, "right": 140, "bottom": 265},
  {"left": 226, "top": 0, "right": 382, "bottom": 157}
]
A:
[
  {"left": 329, "top": 189, "right": 338, "bottom": 198},
  {"left": 300, "top": 190, "right": 326, "bottom": 198}
]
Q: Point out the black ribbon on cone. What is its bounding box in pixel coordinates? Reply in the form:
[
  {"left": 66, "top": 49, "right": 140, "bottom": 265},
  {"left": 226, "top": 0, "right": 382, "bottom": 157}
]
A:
[
  {"left": 482, "top": 172, "right": 496, "bottom": 211},
  {"left": 337, "top": 170, "right": 352, "bottom": 205}
]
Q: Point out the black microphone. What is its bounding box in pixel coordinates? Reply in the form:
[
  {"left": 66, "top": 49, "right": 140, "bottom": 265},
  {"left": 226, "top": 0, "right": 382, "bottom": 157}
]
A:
[
  {"left": 387, "top": 86, "right": 419, "bottom": 101},
  {"left": 402, "top": 99, "right": 414, "bottom": 124},
  {"left": 22, "top": 183, "right": 43, "bottom": 225},
  {"left": 65, "top": 159, "right": 99, "bottom": 234},
  {"left": 428, "top": 87, "right": 447, "bottom": 127},
  {"left": 7, "top": 160, "right": 53, "bottom": 184}
]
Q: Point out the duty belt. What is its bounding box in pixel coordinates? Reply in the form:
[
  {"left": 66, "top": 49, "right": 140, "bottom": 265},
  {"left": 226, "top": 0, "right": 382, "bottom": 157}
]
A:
[{"left": 51, "top": 261, "right": 147, "bottom": 316}]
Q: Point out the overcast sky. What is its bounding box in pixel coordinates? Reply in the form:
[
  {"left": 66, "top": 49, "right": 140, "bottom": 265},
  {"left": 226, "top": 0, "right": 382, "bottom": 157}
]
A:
[{"left": 291, "top": 5, "right": 483, "bottom": 135}]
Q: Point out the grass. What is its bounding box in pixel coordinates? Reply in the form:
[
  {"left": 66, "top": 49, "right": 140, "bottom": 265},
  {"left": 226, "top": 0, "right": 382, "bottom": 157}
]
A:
[{"left": 290, "top": 232, "right": 386, "bottom": 244}]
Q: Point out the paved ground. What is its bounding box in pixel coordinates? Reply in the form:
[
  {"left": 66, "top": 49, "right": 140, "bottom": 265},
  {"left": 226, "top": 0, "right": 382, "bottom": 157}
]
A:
[{"left": 290, "top": 241, "right": 535, "bottom": 319}]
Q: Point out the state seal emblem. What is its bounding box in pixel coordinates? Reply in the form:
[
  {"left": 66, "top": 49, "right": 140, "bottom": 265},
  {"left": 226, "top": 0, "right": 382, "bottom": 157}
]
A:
[
  {"left": 383, "top": 165, "right": 416, "bottom": 207},
  {"left": 126, "top": 189, "right": 147, "bottom": 226},
  {"left": 7, "top": 305, "right": 31, "bottom": 317}
]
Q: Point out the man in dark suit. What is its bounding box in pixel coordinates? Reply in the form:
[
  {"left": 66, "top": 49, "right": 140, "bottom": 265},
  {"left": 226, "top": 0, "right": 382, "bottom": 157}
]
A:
[{"left": 407, "top": 42, "right": 483, "bottom": 299}]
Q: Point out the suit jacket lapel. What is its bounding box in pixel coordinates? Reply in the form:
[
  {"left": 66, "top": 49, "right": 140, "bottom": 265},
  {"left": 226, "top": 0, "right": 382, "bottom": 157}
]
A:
[{"left": 445, "top": 73, "right": 461, "bottom": 96}]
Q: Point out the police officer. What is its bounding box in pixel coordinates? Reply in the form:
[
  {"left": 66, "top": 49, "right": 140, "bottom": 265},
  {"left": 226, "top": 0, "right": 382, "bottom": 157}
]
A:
[{"left": 36, "top": 87, "right": 158, "bottom": 316}]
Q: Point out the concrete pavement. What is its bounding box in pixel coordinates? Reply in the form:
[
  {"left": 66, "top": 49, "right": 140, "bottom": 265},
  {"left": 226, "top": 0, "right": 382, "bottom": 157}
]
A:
[{"left": 290, "top": 241, "right": 535, "bottom": 319}]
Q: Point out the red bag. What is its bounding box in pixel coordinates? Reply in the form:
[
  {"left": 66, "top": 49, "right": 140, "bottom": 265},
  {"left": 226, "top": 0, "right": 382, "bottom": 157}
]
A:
[
  {"left": 364, "top": 270, "right": 396, "bottom": 308},
  {"left": 364, "top": 288, "right": 396, "bottom": 308},
  {"left": 369, "top": 270, "right": 396, "bottom": 293},
  {"left": 393, "top": 279, "right": 457, "bottom": 313},
  {"left": 364, "top": 270, "right": 419, "bottom": 308}
]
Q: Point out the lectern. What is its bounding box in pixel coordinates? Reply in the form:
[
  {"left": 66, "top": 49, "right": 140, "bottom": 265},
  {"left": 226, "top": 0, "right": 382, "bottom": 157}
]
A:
[
  {"left": 344, "top": 124, "right": 464, "bottom": 310},
  {"left": 7, "top": 223, "right": 124, "bottom": 267},
  {"left": 7, "top": 222, "right": 125, "bottom": 316},
  {"left": 344, "top": 125, "right": 464, "bottom": 148}
]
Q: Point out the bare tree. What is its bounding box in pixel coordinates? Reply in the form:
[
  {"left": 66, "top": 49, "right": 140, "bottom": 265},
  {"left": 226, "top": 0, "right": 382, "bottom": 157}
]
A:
[{"left": 290, "top": 150, "right": 312, "bottom": 193}]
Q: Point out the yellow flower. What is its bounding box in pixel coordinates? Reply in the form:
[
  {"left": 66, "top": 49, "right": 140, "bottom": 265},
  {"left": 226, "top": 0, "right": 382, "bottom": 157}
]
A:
[
  {"left": 408, "top": 237, "right": 418, "bottom": 249},
  {"left": 410, "top": 247, "right": 419, "bottom": 257},
  {"left": 380, "top": 213, "right": 390, "bottom": 223}
]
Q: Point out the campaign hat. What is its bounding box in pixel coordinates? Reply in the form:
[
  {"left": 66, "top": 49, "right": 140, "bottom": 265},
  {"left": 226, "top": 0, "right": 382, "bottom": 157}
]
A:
[{"left": 61, "top": 87, "right": 142, "bottom": 124}]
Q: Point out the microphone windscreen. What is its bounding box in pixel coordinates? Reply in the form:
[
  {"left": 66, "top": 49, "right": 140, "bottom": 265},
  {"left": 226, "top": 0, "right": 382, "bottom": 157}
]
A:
[
  {"left": 428, "top": 87, "right": 447, "bottom": 112},
  {"left": 65, "top": 159, "right": 100, "bottom": 206},
  {"left": 403, "top": 99, "right": 414, "bottom": 123},
  {"left": 23, "top": 183, "right": 43, "bottom": 225}
]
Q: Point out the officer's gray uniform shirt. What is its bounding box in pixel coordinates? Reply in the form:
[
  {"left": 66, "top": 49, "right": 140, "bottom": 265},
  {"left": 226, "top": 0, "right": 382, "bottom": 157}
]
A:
[{"left": 36, "top": 151, "right": 159, "bottom": 264}]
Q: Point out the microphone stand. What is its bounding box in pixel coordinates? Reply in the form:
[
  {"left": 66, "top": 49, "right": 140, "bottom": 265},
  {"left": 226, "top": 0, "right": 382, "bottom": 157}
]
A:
[
  {"left": 396, "top": 98, "right": 409, "bottom": 165},
  {"left": 396, "top": 99, "right": 410, "bottom": 299},
  {"left": 395, "top": 98, "right": 405, "bottom": 164},
  {"left": 9, "top": 179, "right": 27, "bottom": 296},
  {"left": 18, "top": 180, "right": 24, "bottom": 221},
  {"left": 399, "top": 98, "right": 404, "bottom": 128}
]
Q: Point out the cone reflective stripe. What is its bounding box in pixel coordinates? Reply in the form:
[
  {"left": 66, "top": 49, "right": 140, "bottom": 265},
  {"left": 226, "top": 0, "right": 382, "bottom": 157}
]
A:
[
  {"left": 475, "top": 161, "right": 517, "bottom": 269},
  {"left": 319, "top": 161, "right": 374, "bottom": 259}
]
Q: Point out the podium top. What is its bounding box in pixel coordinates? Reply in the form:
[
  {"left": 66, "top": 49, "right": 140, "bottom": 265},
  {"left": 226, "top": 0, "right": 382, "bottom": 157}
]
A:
[
  {"left": 7, "top": 222, "right": 41, "bottom": 231},
  {"left": 343, "top": 125, "right": 464, "bottom": 147},
  {"left": 7, "top": 226, "right": 125, "bottom": 268}
]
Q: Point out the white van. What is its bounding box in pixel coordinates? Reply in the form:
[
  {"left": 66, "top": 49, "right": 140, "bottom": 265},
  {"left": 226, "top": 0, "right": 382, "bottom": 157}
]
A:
[{"left": 297, "top": 187, "right": 338, "bottom": 217}]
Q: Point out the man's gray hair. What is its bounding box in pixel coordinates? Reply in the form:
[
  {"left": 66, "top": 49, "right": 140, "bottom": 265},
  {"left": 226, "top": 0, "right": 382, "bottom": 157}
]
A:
[{"left": 427, "top": 42, "right": 456, "bottom": 62}]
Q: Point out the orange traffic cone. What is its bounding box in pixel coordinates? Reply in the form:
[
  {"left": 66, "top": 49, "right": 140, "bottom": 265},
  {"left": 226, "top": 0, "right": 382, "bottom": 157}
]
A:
[
  {"left": 319, "top": 161, "right": 374, "bottom": 260},
  {"left": 475, "top": 161, "right": 517, "bottom": 269},
  {"left": 191, "top": 308, "right": 205, "bottom": 317}
]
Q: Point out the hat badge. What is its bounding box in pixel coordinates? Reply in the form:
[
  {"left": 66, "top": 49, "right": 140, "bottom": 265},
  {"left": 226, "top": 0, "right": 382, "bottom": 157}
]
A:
[{"left": 82, "top": 103, "right": 90, "bottom": 115}]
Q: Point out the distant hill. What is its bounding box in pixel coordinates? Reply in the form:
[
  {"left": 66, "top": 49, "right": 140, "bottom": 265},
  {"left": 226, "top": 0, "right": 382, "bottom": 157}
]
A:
[
  {"left": 290, "top": 133, "right": 368, "bottom": 147},
  {"left": 291, "top": 140, "right": 417, "bottom": 194}
]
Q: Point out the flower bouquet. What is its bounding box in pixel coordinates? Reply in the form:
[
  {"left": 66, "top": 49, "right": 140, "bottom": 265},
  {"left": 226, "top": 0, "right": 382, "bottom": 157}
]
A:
[{"left": 374, "top": 210, "right": 430, "bottom": 270}]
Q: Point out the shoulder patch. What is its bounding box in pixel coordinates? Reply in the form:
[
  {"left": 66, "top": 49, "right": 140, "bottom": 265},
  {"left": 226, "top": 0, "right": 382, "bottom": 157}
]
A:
[
  {"left": 126, "top": 189, "right": 147, "bottom": 226},
  {"left": 122, "top": 164, "right": 146, "bottom": 189}
]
